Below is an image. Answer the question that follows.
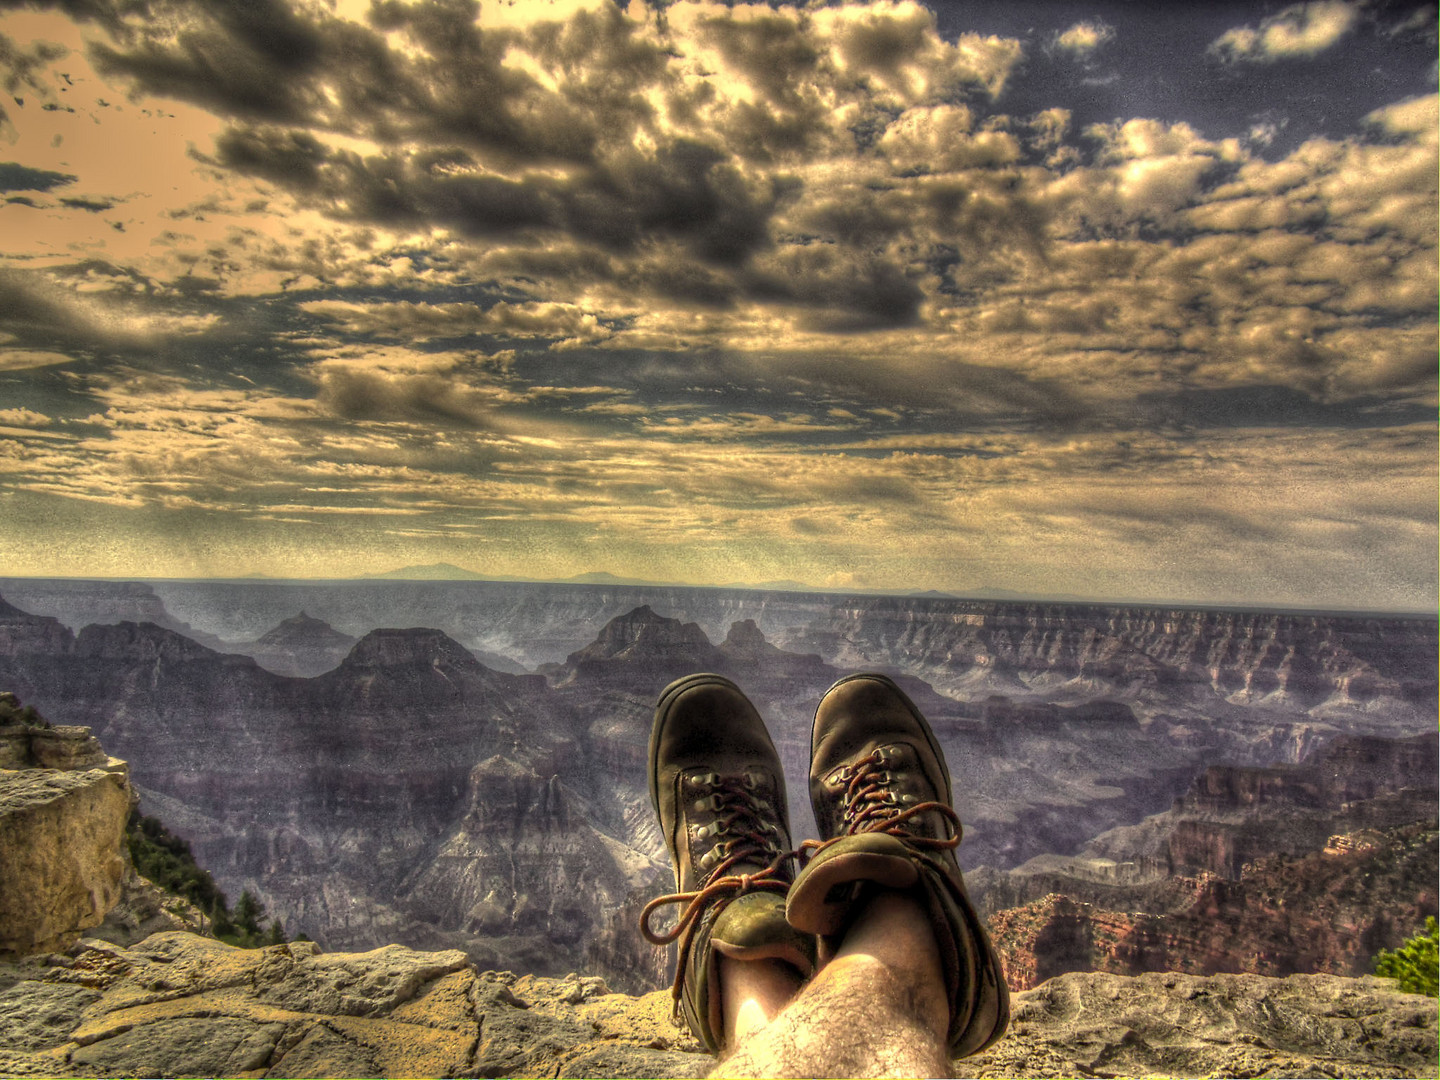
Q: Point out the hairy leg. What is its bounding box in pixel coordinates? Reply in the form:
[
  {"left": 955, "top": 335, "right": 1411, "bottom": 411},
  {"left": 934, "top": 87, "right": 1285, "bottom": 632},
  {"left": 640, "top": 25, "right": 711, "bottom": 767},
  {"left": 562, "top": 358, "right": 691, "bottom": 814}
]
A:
[
  {"left": 718, "top": 956, "right": 805, "bottom": 1047},
  {"left": 710, "top": 889, "right": 951, "bottom": 1079}
]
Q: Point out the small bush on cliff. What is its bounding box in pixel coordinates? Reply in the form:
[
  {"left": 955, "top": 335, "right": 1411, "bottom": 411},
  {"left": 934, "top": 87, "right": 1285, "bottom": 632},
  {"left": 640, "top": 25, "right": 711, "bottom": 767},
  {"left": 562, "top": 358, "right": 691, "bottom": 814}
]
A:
[
  {"left": 1373, "top": 916, "right": 1438, "bottom": 996},
  {"left": 126, "top": 810, "right": 228, "bottom": 914},
  {"left": 0, "top": 692, "right": 50, "bottom": 728},
  {"left": 126, "top": 810, "right": 296, "bottom": 949}
]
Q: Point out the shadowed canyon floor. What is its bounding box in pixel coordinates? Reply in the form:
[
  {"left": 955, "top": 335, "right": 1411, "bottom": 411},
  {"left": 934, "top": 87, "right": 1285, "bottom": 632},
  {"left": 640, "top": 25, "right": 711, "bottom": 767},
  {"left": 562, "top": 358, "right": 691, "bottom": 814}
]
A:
[{"left": 0, "top": 932, "right": 1434, "bottom": 1079}]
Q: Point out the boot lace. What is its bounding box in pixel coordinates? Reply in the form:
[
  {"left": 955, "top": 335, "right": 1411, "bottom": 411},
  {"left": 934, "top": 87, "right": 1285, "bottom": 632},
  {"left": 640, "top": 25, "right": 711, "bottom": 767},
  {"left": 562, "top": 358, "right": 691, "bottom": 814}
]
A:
[
  {"left": 639, "top": 772, "right": 795, "bottom": 1015},
  {"left": 800, "top": 745, "right": 961, "bottom": 860}
]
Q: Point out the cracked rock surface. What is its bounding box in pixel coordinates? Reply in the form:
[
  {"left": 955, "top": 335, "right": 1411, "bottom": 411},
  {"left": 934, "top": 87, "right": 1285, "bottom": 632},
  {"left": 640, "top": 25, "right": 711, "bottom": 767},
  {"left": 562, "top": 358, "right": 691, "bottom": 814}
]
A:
[{"left": 0, "top": 931, "right": 1433, "bottom": 1078}]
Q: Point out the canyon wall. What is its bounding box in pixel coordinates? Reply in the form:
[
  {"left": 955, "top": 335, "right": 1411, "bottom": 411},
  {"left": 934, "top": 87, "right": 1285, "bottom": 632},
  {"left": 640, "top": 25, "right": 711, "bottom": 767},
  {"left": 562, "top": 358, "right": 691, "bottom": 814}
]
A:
[{"left": 0, "top": 583, "right": 1434, "bottom": 993}]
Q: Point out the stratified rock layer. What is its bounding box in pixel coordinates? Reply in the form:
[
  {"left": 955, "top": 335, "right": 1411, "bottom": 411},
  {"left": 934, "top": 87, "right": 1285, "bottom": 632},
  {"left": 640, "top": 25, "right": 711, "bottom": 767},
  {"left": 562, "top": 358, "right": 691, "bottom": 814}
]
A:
[{"left": 0, "top": 933, "right": 1433, "bottom": 1079}]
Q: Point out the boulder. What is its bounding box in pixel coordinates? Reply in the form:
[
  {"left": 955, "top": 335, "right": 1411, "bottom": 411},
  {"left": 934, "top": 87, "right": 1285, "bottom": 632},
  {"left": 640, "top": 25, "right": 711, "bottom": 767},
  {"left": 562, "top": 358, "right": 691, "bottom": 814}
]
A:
[{"left": 0, "top": 765, "right": 131, "bottom": 957}]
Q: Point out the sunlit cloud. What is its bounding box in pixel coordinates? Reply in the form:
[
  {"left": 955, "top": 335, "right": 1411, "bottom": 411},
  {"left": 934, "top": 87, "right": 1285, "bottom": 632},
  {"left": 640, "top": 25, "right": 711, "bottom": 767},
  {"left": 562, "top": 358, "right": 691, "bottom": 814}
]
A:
[
  {"left": 1210, "top": 0, "right": 1360, "bottom": 63},
  {"left": 0, "top": 0, "right": 1432, "bottom": 607}
]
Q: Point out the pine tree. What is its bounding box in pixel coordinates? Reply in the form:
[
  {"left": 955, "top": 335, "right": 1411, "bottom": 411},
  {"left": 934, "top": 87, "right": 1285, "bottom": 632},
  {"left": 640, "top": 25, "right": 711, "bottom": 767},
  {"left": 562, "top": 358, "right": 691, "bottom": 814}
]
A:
[{"left": 233, "top": 890, "right": 265, "bottom": 937}]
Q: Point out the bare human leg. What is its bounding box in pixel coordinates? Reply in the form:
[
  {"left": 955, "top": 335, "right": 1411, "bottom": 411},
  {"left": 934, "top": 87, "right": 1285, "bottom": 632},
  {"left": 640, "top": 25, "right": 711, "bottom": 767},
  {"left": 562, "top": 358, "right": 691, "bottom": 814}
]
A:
[
  {"left": 717, "top": 955, "right": 805, "bottom": 1047},
  {"left": 710, "top": 888, "right": 951, "bottom": 1079}
]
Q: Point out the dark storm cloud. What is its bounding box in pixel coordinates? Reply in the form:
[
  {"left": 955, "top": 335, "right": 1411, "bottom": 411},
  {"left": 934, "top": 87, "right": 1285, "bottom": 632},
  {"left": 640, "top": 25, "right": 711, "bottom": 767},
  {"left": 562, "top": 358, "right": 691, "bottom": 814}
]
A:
[
  {"left": 58, "top": 194, "right": 116, "bottom": 211},
  {"left": 0, "top": 0, "right": 151, "bottom": 33},
  {"left": 312, "top": 366, "right": 499, "bottom": 429},
  {"left": 0, "top": 160, "right": 76, "bottom": 191},
  {"left": 88, "top": 0, "right": 325, "bottom": 121},
  {"left": 210, "top": 125, "right": 789, "bottom": 263},
  {"left": 748, "top": 248, "right": 924, "bottom": 331},
  {"left": 1131, "top": 385, "right": 1439, "bottom": 432}
]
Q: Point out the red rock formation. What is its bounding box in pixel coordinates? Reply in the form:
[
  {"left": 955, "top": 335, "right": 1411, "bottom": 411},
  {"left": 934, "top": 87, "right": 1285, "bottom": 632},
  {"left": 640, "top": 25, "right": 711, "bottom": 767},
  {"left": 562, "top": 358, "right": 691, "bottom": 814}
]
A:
[{"left": 988, "top": 820, "right": 1439, "bottom": 990}]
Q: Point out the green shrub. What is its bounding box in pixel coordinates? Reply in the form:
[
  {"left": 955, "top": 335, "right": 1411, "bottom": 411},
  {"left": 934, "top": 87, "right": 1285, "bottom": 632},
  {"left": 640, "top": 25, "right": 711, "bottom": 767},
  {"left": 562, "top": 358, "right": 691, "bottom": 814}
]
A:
[
  {"left": 125, "top": 810, "right": 296, "bottom": 950},
  {"left": 1374, "top": 916, "right": 1439, "bottom": 997},
  {"left": 125, "top": 810, "right": 228, "bottom": 915},
  {"left": 0, "top": 693, "right": 50, "bottom": 728}
]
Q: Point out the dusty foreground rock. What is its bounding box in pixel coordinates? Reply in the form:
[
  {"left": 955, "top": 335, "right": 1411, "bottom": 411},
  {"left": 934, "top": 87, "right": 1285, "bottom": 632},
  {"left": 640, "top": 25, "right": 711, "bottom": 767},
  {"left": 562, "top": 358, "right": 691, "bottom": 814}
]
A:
[{"left": 0, "top": 932, "right": 1433, "bottom": 1079}]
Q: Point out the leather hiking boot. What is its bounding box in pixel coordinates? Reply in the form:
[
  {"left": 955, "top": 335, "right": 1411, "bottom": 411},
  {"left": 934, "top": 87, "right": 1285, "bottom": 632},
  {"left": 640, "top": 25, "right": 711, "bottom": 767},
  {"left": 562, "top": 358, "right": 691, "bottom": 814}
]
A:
[
  {"left": 786, "top": 672, "right": 1009, "bottom": 1058},
  {"left": 639, "top": 673, "right": 815, "bottom": 1052}
]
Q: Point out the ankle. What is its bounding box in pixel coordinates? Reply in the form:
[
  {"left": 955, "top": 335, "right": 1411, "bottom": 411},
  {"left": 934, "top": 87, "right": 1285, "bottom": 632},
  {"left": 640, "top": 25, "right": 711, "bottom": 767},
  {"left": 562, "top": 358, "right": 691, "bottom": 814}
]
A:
[{"left": 831, "top": 888, "right": 949, "bottom": 1038}]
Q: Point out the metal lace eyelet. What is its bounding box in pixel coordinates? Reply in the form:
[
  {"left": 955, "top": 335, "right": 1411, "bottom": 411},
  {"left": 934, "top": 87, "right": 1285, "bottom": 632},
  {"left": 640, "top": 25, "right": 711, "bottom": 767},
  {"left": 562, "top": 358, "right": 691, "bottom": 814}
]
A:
[{"left": 693, "top": 794, "right": 723, "bottom": 813}]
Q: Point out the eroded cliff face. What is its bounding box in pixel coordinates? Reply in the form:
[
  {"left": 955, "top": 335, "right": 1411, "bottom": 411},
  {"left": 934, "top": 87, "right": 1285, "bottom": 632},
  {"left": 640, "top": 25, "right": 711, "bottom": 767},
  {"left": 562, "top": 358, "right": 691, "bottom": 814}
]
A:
[
  {"left": 988, "top": 819, "right": 1438, "bottom": 991},
  {"left": 0, "top": 603, "right": 669, "bottom": 989},
  {"left": 1082, "top": 730, "right": 1440, "bottom": 878},
  {"left": 775, "top": 600, "right": 1437, "bottom": 743}
]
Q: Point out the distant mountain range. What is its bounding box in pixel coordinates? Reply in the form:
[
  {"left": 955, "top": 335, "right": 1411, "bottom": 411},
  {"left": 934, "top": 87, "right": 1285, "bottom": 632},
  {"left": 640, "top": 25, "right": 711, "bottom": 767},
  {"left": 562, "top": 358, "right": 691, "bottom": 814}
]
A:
[{"left": 354, "top": 564, "right": 1077, "bottom": 601}]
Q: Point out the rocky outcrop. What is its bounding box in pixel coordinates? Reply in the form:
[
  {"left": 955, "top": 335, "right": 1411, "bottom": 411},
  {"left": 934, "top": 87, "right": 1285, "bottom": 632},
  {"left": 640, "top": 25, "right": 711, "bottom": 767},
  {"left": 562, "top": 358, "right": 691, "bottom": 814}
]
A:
[
  {"left": 0, "top": 933, "right": 706, "bottom": 1080},
  {"left": 0, "top": 932, "right": 1433, "bottom": 1079},
  {"left": 0, "top": 718, "right": 132, "bottom": 957},
  {"left": 986, "top": 820, "right": 1439, "bottom": 990},
  {"left": 1086, "top": 730, "right": 1439, "bottom": 878},
  {"left": 957, "top": 969, "right": 1437, "bottom": 1080}
]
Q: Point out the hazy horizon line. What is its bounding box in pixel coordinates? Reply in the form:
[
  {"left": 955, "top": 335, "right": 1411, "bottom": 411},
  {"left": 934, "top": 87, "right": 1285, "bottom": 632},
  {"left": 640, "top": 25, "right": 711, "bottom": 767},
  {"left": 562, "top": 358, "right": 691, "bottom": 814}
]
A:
[{"left": 1, "top": 571, "right": 1434, "bottom": 620}]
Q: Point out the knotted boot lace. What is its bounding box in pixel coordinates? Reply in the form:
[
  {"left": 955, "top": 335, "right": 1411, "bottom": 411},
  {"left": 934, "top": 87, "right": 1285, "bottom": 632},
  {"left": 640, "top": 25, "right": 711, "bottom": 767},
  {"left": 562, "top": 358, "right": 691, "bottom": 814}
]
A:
[
  {"left": 801, "top": 745, "right": 962, "bottom": 861},
  {"left": 639, "top": 770, "right": 797, "bottom": 1017}
]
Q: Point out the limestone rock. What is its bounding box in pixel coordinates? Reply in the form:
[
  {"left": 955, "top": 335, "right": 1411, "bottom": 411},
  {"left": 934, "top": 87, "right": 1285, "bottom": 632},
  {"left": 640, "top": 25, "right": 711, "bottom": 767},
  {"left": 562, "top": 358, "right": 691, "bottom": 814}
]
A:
[
  {"left": 0, "top": 932, "right": 1433, "bottom": 1079},
  {"left": 0, "top": 932, "right": 709, "bottom": 1079},
  {"left": 0, "top": 765, "right": 131, "bottom": 957},
  {"left": 958, "top": 970, "right": 1438, "bottom": 1079}
]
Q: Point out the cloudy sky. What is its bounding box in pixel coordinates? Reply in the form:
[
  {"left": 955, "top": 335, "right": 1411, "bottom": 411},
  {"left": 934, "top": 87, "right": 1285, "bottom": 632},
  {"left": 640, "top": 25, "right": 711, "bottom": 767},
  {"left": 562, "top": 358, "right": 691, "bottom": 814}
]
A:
[{"left": 0, "top": 0, "right": 1434, "bottom": 609}]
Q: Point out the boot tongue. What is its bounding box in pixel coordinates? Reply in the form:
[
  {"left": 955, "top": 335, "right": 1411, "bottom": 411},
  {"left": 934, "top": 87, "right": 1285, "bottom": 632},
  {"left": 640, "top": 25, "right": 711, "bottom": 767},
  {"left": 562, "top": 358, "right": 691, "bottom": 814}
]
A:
[{"left": 709, "top": 891, "right": 815, "bottom": 975}]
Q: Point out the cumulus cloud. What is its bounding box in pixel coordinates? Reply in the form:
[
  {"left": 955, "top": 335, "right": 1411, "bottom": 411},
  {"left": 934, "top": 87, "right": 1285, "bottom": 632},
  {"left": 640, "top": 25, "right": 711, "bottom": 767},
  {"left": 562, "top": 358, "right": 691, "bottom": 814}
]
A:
[
  {"left": 1209, "top": 0, "right": 1360, "bottom": 63},
  {"left": 1051, "top": 20, "right": 1116, "bottom": 59},
  {"left": 0, "top": 407, "right": 52, "bottom": 427}
]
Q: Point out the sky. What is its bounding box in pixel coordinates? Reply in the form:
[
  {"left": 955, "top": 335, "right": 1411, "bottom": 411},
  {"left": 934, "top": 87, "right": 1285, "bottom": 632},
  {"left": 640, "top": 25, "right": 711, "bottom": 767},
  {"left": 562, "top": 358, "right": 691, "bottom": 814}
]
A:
[{"left": 0, "top": 0, "right": 1435, "bottom": 610}]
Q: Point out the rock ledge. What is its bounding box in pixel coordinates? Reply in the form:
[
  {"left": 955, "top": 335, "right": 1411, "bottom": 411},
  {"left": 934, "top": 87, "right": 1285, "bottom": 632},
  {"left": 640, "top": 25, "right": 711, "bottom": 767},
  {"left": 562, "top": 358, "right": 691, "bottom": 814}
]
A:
[{"left": 0, "top": 932, "right": 1434, "bottom": 1078}]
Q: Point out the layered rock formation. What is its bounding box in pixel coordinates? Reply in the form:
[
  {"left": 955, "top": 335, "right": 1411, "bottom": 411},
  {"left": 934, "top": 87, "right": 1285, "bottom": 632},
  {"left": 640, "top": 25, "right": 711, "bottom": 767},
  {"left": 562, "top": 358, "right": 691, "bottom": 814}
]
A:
[
  {"left": 9, "top": 576, "right": 1429, "bottom": 731},
  {"left": 0, "top": 700, "right": 132, "bottom": 958},
  {"left": 972, "top": 729, "right": 1438, "bottom": 987},
  {"left": 1083, "top": 729, "right": 1439, "bottom": 878},
  {"left": 0, "top": 932, "right": 1433, "bottom": 1079},
  {"left": 0, "top": 600, "right": 672, "bottom": 991},
  {"left": 988, "top": 819, "right": 1437, "bottom": 990}
]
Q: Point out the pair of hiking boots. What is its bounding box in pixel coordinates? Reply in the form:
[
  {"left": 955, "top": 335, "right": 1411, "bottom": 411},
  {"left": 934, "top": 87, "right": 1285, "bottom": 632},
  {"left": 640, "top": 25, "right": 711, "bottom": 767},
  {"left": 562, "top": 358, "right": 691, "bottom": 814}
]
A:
[{"left": 639, "top": 672, "right": 1009, "bottom": 1058}]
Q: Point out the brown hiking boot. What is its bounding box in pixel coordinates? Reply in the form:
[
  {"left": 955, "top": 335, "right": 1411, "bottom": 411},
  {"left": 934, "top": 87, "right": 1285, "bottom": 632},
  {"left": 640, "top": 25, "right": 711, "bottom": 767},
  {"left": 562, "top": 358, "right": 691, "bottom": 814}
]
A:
[
  {"left": 786, "top": 672, "right": 1009, "bottom": 1058},
  {"left": 640, "top": 673, "right": 815, "bottom": 1052}
]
